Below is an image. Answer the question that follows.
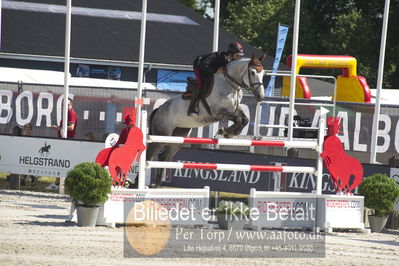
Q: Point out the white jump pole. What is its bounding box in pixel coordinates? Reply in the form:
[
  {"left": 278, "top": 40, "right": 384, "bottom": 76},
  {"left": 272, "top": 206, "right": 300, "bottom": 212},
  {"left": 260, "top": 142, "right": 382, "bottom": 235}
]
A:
[
  {"left": 148, "top": 135, "right": 318, "bottom": 149},
  {"left": 370, "top": 0, "right": 390, "bottom": 164}
]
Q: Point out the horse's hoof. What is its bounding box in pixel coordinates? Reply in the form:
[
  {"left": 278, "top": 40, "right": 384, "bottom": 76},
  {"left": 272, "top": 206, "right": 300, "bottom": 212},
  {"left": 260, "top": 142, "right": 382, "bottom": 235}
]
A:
[
  {"left": 149, "top": 183, "right": 161, "bottom": 189},
  {"left": 217, "top": 127, "right": 225, "bottom": 135},
  {"left": 224, "top": 133, "right": 234, "bottom": 138}
]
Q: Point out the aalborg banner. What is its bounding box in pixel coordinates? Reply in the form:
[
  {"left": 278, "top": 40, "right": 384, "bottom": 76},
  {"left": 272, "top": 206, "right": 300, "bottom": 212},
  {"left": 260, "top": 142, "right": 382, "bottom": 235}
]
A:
[{"left": 1, "top": 83, "right": 399, "bottom": 161}]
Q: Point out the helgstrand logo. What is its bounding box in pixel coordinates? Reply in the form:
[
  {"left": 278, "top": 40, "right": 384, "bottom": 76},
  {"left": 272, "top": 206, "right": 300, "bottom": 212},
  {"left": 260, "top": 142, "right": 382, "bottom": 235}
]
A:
[
  {"left": 17, "top": 142, "right": 71, "bottom": 168},
  {"left": 38, "top": 142, "right": 51, "bottom": 156}
]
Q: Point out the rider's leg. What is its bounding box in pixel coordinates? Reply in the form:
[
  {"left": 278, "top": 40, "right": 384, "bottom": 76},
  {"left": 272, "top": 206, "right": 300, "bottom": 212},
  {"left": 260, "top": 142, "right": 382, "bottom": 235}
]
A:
[
  {"left": 187, "top": 89, "right": 201, "bottom": 115},
  {"left": 188, "top": 68, "right": 203, "bottom": 116}
]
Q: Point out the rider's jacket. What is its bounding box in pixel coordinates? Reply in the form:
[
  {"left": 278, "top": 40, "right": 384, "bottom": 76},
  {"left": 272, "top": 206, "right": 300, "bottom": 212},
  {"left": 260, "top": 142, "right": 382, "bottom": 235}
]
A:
[{"left": 193, "top": 51, "right": 230, "bottom": 73}]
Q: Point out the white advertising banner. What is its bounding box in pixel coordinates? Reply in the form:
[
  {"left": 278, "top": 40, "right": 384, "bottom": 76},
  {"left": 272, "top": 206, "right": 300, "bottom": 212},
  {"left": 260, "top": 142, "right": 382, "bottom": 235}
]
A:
[
  {"left": 248, "top": 190, "right": 318, "bottom": 229},
  {"left": 317, "top": 195, "right": 364, "bottom": 229},
  {"left": 98, "top": 187, "right": 210, "bottom": 225},
  {"left": 249, "top": 190, "right": 364, "bottom": 230},
  {"left": 0, "top": 135, "right": 103, "bottom": 178}
]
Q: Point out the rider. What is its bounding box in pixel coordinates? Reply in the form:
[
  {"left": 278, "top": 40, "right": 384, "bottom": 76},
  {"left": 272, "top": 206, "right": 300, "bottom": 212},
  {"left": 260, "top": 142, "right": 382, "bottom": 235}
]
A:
[{"left": 187, "top": 42, "right": 244, "bottom": 116}]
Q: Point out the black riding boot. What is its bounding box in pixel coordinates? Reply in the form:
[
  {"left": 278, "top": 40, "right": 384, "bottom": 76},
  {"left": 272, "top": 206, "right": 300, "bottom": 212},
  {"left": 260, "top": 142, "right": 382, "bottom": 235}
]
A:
[{"left": 187, "top": 88, "right": 201, "bottom": 116}]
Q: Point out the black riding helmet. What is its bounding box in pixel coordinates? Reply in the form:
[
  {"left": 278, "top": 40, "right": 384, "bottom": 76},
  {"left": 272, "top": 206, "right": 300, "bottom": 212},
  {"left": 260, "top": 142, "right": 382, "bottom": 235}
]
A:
[{"left": 228, "top": 42, "right": 244, "bottom": 56}]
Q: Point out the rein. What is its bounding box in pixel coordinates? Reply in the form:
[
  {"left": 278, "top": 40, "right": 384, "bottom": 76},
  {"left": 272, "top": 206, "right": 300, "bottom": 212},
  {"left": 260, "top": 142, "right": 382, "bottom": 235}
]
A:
[{"left": 223, "top": 65, "right": 245, "bottom": 90}]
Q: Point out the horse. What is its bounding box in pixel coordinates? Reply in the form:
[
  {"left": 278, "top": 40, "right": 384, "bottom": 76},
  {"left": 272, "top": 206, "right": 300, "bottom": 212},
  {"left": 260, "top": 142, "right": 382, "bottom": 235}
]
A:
[
  {"left": 39, "top": 142, "right": 51, "bottom": 157},
  {"left": 146, "top": 54, "right": 266, "bottom": 187}
]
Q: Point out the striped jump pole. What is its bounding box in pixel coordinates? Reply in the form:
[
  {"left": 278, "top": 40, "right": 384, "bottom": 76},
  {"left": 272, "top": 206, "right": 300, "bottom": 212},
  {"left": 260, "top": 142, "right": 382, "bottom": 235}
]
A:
[
  {"left": 148, "top": 135, "right": 318, "bottom": 149},
  {"left": 146, "top": 161, "right": 316, "bottom": 174}
]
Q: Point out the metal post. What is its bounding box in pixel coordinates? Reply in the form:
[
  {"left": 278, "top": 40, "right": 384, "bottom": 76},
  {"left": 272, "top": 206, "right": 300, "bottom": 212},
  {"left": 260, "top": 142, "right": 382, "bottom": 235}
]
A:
[
  {"left": 212, "top": 0, "right": 220, "bottom": 52},
  {"left": 370, "top": 0, "right": 390, "bottom": 164},
  {"left": 316, "top": 107, "right": 328, "bottom": 195},
  {"left": 59, "top": 0, "right": 72, "bottom": 195},
  {"left": 136, "top": 0, "right": 148, "bottom": 128},
  {"left": 251, "top": 102, "right": 262, "bottom": 153},
  {"left": 0, "top": 0, "right": 2, "bottom": 49},
  {"left": 208, "top": 0, "right": 220, "bottom": 147},
  {"left": 62, "top": 0, "right": 72, "bottom": 139},
  {"left": 138, "top": 110, "right": 148, "bottom": 189},
  {"left": 287, "top": 0, "right": 301, "bottom": 141}
]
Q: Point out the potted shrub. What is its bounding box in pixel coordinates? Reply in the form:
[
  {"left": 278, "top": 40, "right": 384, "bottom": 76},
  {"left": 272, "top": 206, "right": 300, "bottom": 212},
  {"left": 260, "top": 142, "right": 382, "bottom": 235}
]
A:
[
  {"left": 65, "top": 162, "right": 112, "bottom": 227},
  {"left": 359, "top": 173, "right": 399, "bottom": 232},
  {"left": 215, "top": 201, "right": 250, "bottom": 230}
]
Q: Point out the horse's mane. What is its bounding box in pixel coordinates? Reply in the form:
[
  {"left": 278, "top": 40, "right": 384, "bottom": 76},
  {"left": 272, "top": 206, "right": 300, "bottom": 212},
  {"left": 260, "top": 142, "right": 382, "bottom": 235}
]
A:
[
  {"left": 228, "top": 57, "right": 250, "bottom": 66},
  {"left": 225, "top": 57, "right": 250, "bottom": 72}
]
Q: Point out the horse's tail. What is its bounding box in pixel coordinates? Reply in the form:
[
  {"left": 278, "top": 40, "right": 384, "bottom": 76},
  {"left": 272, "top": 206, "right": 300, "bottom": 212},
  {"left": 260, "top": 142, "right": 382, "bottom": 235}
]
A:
[{"left": 148, "top": 108, "right": 159, "bottom": 135}]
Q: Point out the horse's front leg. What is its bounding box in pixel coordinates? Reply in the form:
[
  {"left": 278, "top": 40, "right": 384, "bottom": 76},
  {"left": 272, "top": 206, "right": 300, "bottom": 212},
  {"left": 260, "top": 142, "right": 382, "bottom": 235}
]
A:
[{"left": 218, "top": 108, "right": 249, "bottom": 138}]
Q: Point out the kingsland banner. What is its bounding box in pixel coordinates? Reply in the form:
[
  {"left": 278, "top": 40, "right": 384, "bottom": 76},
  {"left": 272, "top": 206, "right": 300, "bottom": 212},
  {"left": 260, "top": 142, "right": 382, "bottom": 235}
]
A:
[{"left": 0, "top": 83, "right": 399, "bottom": 162}]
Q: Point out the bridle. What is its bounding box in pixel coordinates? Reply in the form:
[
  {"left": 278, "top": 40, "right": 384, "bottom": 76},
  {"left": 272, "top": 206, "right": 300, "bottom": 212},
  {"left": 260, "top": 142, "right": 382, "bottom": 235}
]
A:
[
  {"left": 223, "top": 61, "right": 264, "bottom": 94},
  {"left": 223, "top": 59, "right": 264, "bottom": 113},
  {"left": 247, "top": 62, "right": 264, "bottom": 93}
]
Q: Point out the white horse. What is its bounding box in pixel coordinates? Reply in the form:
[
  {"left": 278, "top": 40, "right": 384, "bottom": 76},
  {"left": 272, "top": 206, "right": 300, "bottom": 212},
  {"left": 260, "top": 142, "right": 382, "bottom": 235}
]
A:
[{"left": 146, "top": 54, "right": 266, "bottom": 187}]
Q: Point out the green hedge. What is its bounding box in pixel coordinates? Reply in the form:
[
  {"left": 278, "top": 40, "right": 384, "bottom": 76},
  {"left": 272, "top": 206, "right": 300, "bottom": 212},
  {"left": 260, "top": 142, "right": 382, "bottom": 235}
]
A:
[
  {"left": 359, "top": 173, "right": 399, "bottom": 217},
  {"left": 65, "top": 162, "right": 112, "bottom": 207}
]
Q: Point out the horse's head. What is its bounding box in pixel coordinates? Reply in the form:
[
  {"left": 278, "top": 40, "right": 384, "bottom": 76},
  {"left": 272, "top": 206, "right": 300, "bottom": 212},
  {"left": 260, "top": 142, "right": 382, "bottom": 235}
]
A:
[
  {"left": 248, "top": 53, "right": 265, "bottom": 101},
  {"left": 225, "top": 54, "right": 265, "bottom": 101}
]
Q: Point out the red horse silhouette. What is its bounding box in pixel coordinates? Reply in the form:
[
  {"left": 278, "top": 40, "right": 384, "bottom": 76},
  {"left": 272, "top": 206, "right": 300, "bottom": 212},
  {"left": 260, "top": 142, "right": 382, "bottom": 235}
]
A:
[
  {"left": 321, "top": 117, "right": 363, "bottom": 193},
  {"left": 96, "top": 107, "right": 146, "bottom": 186}
]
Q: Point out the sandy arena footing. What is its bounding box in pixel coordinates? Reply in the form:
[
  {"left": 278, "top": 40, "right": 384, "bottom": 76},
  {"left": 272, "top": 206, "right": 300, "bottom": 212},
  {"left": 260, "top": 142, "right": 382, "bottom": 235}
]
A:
[{"left": 0, "top": 190, "right": 398, "bottom": 266}]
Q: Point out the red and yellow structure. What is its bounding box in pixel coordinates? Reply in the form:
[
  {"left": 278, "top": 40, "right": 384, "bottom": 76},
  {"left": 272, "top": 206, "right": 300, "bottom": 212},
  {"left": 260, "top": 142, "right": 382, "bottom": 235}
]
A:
[{"left": 282, "top": 54, "right": 371, "bottom": 103}]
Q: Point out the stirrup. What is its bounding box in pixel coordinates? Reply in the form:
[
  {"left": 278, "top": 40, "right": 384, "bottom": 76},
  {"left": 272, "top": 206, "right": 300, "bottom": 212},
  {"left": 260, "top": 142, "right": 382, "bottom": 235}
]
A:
[
  {"left": 188, "top": 110, "right": 199, "bottom": 117},
  {"left": 187, "top": 105, "right": 199, "bottom": 116}
]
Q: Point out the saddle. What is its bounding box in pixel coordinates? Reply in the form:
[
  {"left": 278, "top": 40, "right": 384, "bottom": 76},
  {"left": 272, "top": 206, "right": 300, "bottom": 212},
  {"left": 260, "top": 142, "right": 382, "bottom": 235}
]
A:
[{"left": 182, "top": 76, "right": 214, "bottom": 100}]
